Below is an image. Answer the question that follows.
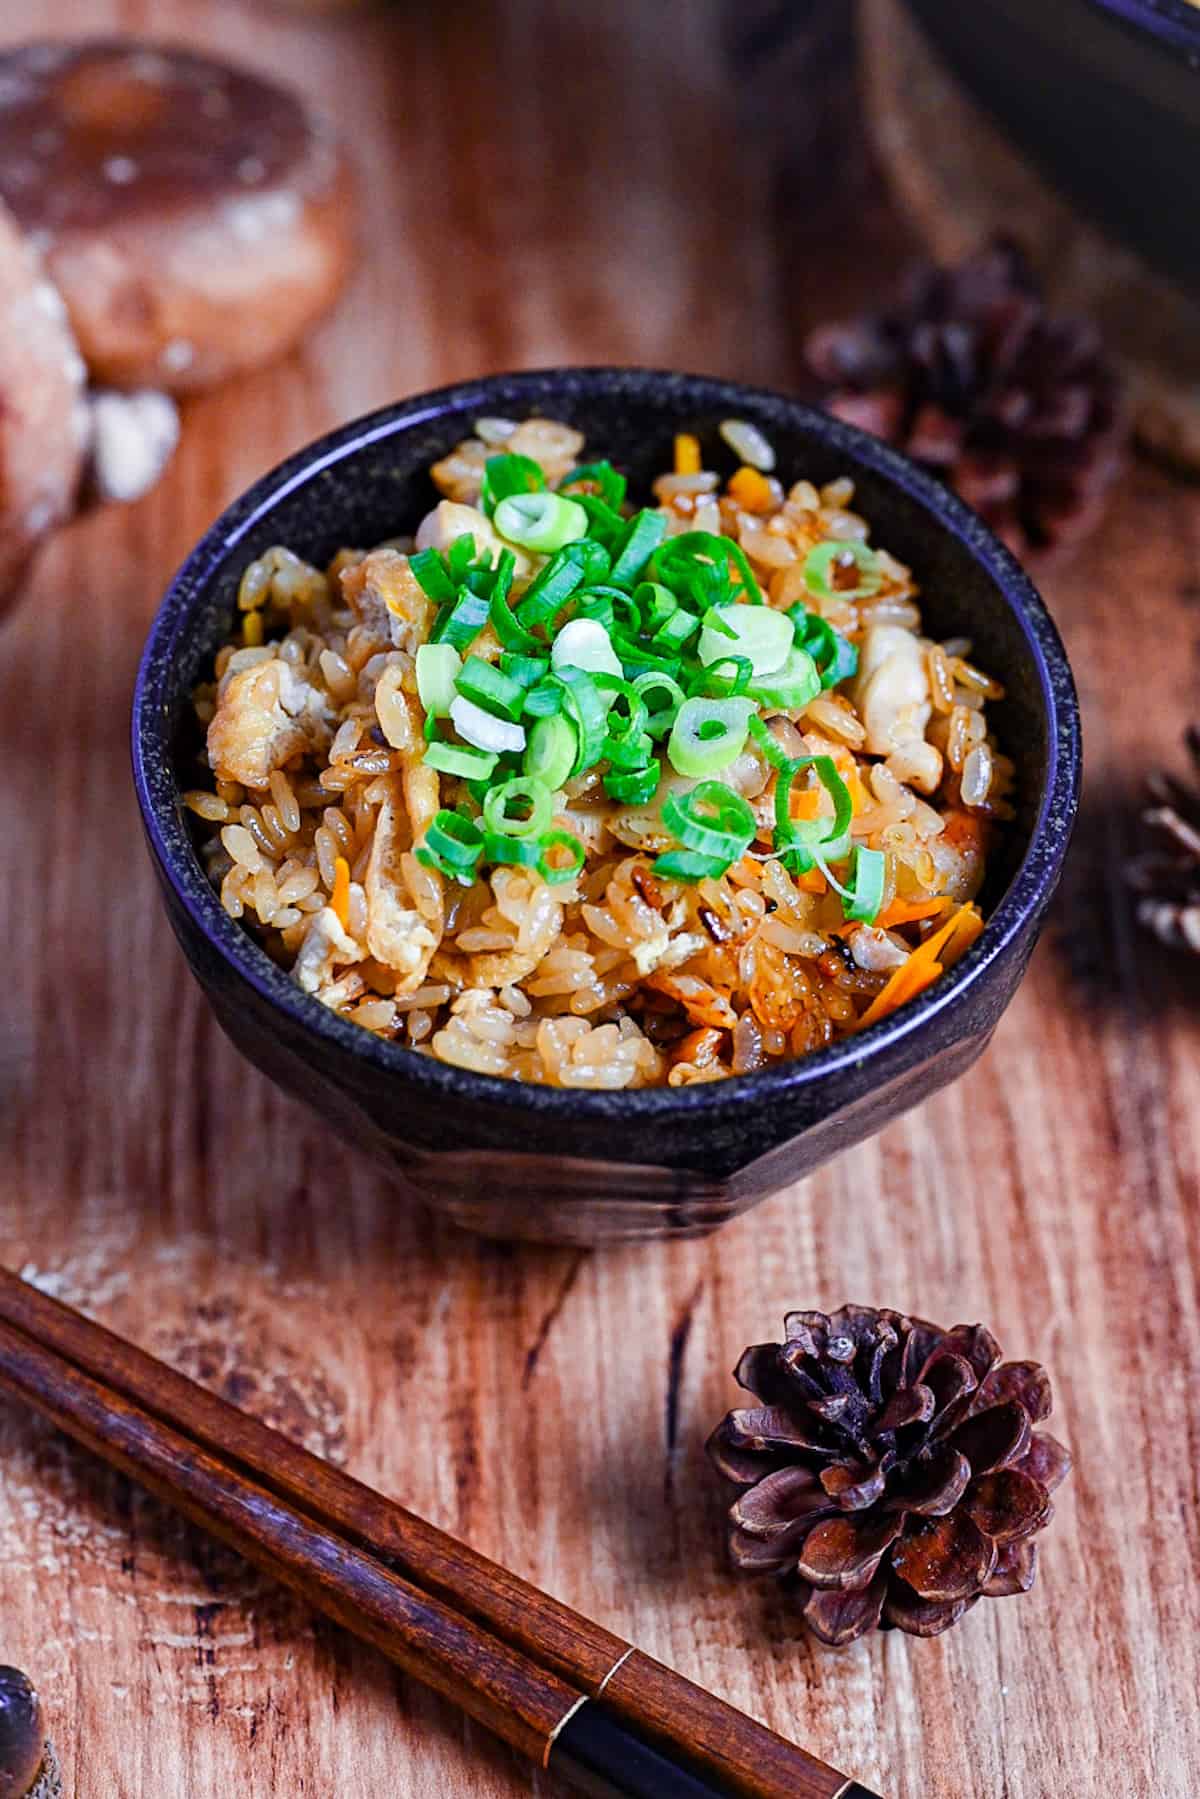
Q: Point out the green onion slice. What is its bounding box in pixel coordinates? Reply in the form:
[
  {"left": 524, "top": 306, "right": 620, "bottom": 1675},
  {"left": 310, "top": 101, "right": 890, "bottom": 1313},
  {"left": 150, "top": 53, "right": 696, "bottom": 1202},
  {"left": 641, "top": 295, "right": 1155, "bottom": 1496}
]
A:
[
  {"left": 416, "top": 809, "right": 484, "bottom": 886},
  {"left": 498, "top": 651, "right": 547, "bottom": 689},
  {"left": 840, "top": 845, "right": 886, "bottom": 923},
  {"left": 524, "top": 713, "right": 577, "bottom": 790},
  {"left": 632, "top": 671, "right": 686, "bottom": 738},
  {"left": 483, "top": 832, "right": 542, "bottom": 867},
  {"left": 688, "top": 655, "right": 753, "bottom": 699},
  {"left": 697, "top": 603, "right": 791, "bottom": 676},
  {"left": 456, "top": 655, "right": 525, "bottom": 722},
  {"left": 609, "top": 509, "right": 668, "bottom": 587},
  {"left": 651, "top": 848, "right": 729, "bottom": 883},
  {"left": 667, "top": 697, "right": 754, "bottom": 777},
  {"left": 650, "top": 530, "right": 763, "bottom": 607},
  {"left": 559, "top": 460, "right": 627, "bottom": 510},
  {"left": 495, "top": 491, "right": 589, "bottom": 553},
  {"left": 422, "top": 740, "right": 498, "bottom": 781},
  {"left": 604, "top": 763, "right": 660, "bottom": 805},
  {"left": 803, "top": 540, "right": 881, "bottom": 601},
  {"left": 430, "top": 587, "right": 491, "bottom": 652},
  {"left": 409, "top": 546, "right": 457, "bottom": 605},
  {"left": 774, "top": 754, "right": 853, "bottom": 870},
  {"left": 523, "top": 681, "right": 564, "bottom": 719},
  {"left": 537, "top": 830, "right": 586, "bottom": 884},
  {"left": 482, "top": 775, "right": 554, "bottom": 840},
  {"left": 662, "top": 781, "right": 756, "bottom": 864},
  {"left": 789, "top": 607, "right": 859, "bottom": 689},
  {"left": 747, "top": 712, "right": 791, "bottom": 771},
  {"left": 634, "top": 581, "right": 679, "bottom": 636},
  {"left": 447, "top": 532, "right": 482, "bottom": 585},
  {"left": 653, "top": 608, "right": 700, "bottom": 654},
  {"left": 415, "top": 643, "right": 462, "bottom": 717},
  {"left": 747, "top": 645, "right": 821, "bottom": 711},
  {"left": 551, "top": 665, "right": 607, "bottom": 774},
  {"left": 551, "top": 618, "right": 624, "bottom": 679},
  {"left": 480, "top": 453, "right": 545, "bottom": 518}
]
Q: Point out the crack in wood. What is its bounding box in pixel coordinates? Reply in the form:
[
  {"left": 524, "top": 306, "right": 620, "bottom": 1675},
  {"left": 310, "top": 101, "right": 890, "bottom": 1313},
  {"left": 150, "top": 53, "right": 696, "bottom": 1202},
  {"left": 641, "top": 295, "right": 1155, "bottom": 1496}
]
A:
[
  {"left": 521, "top": 1254, "right": 585, "bottom": 1391},
  {"left": 664, "top": 1278, "right": 706, "bottom": 1504}
]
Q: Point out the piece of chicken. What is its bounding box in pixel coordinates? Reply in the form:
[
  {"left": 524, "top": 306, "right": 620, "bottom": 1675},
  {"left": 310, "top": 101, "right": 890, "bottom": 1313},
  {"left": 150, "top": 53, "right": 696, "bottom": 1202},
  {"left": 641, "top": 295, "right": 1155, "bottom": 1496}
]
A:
[
  {"left": 207, "top": 656, "right": 331, "bottom": 789},
  {"left": 340, "top": 547, "right": 434, "bottom": 652},
  {"left": 364, "top": 772, "right": 443, "bottom": 993},
  {"left": 852, "top": 625, "right": 933, "bottom": 757}
]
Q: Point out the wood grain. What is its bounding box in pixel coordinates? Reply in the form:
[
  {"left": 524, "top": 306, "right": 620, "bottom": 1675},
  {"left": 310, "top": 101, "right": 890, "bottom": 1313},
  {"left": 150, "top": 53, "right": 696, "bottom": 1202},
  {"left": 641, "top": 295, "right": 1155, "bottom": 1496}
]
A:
[{"left": 0, "top": 1, "right": 1197, "bottom": 1796}]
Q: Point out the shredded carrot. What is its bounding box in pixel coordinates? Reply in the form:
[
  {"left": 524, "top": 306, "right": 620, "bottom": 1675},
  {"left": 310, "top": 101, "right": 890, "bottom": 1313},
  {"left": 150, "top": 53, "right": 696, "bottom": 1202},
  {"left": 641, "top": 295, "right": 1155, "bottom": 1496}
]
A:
[
  {"left": 789, "top": 788, "right": 823, "bottom": 822},
  {"left": 857, "top": 903, "right": 983, "bottom": 1029},
  {"left": 331, "top": 855, "right": 351, "bottom": 928},
  {"left": 875, "top": 895, "right": 952, "bottom": 931},
  {"left": 796, "top": 868, "right": 828, "bottom": 895},
  {"left": 242, "top": 609, "right": 264, "bottom": 647},
  {"left": 728, "top": 465, "right": 774, "bottom": 513},
  {"left": 674, "top": 433, "right": 701, "bottom": 475}
]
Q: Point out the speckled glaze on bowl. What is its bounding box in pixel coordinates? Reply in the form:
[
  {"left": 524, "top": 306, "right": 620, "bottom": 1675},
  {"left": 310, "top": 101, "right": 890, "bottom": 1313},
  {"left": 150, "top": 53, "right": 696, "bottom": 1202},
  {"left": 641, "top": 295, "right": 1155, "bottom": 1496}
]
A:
[{"left": 132, "top": 369, "right": 1080, "bottom": 1244}]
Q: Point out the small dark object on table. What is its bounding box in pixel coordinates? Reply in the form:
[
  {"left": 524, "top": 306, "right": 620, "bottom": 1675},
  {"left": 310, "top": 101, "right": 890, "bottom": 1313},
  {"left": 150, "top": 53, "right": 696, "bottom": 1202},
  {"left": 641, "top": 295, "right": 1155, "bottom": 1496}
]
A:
[
  {"left": 806, "top": 239, "right": 1126, "bottom": 556},
  {"left": 0, "top": 1667, "right": 55, "bottom": 1799},
  {"left": 1126, "top": 726, "right": 1200, "bottom": 956},
  {"left": 708, "top": 1305, "right": 1071, "bottom": 1645}
]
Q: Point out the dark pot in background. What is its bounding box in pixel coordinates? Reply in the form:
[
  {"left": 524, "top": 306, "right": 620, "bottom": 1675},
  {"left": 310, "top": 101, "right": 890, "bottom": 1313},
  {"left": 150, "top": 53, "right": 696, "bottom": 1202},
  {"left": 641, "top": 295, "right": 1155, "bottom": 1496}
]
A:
[
  {"left": 906, "top": 0, "right": 1200, "bottom": 296},
  {"left": 133, "top": 368, "right": 1080, "bottom": 1244}
]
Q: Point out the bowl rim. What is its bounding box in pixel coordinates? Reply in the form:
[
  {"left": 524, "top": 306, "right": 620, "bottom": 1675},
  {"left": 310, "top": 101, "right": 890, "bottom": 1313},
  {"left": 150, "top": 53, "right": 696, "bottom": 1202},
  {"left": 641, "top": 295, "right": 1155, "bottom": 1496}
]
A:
[
  {"left": 132, "top": 365, "right": 1081, "bottom": 1124},
  {"left": 1089, "top": 0, "right": 1200, "bottom": 60}
]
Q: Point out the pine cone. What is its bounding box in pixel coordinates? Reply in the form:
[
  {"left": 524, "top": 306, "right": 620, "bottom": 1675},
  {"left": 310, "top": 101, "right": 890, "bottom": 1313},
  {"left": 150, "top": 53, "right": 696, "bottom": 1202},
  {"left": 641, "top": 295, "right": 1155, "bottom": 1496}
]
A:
[
  {"left": 805, "top": 239, "right": 1126, "bottom": 554},
  {"left": 1126, "top": 726, "right": 1200, "bottom": 955},
  {"left": 707, "top": 1306, "right": 1070, "bottom": 1646}
]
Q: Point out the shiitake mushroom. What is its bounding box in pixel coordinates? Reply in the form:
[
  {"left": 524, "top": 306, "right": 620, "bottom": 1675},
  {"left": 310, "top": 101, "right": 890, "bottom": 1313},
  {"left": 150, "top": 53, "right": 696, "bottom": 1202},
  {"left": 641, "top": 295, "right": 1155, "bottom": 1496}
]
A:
[{"left": 0, "top": 1667, "right": 45, "bottom": 1799}]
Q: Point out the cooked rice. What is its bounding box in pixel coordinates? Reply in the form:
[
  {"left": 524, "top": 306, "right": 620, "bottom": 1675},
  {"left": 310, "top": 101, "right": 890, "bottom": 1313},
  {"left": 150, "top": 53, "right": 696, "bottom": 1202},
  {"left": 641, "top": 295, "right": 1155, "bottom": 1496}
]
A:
[{"left": 184, "top": 417, "right": 1011, "bottom": 1088}]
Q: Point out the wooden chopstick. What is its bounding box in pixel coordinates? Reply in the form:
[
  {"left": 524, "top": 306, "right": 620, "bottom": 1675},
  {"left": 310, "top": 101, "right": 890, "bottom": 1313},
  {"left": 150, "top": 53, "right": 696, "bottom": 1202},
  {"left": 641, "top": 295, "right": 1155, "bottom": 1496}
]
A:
[{"left": 0, "top": 1267, "right": 878, "bottom": 1799}]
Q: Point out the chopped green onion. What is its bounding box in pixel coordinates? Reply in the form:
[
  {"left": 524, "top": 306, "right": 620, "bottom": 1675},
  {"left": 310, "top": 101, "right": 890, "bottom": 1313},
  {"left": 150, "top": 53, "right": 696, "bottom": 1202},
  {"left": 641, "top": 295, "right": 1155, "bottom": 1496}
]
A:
[
  {"left": 416, "top": 809, "right": 484, "bottom": 886},
  {"left": 841, "top": 845, "right": 886, "bottom": 923},
  {"left": 688, "top": 655, "right": 753, "bottom": 699},
  {"left": 667, "top": 696, "right": 753, "bottom": 776},
  {"left": 537, "top": 829, "right": 586, "bottom": 884},
  {"left": 653, "top": 608, "right": 700, "bottom": 654},
  {"left": 789, "top": 607, "right": 860, "bottom": 689},
  {"left": 599, "top": 679, "right": 650, "bottom": 767},
  {"left": 650, "top": 530, "right": 763, "bottom": 607},
  {"left": 449, "top": 694, "right": 526, "bottom": 755},
  {"left": 482, "top": 775, "right": 554, "bottom": 840},
  {"left": 516, "top": 540, "right": 609, "bottom": 629},
  {"left": 430, "top": 587, "right": 490, "bottom": 652},
  {"left": 415, "top": 643, "right": 462, "bottom": 716},
  {"left": 612, "top": 632, "right": 681, "bottom": 679},
  {"left": 651, "top": 849, "right": 729, "bottom": 883},
  {"left": 604, "top": 729, "right": 655, "bottom": 771},
  {"left": 559, "top": 460, "right": 627, "bottom": 510},
  {"left": 635, "top": 581, "right": 679, "bottom": 635},
  {"left": 447, "top": 532, "right": 482, "bottom": 584},
  {"left": 480, "top": 452, "right": 544, "bottom": 518},
  {"left": 495, "top": 490, "right": 589, "bottom": 553},
  {"left": 609, "top": 509, "right": 668, "bottom": 586},
  {"left": 747, "top": 712, "right": 791, "bottom": 770},
  {"left": 662, "top": 781, "right": 756, "bottom": 863},
  {"left": 697, "top": 603, "right": 791, "bottom": 676},
  {"left": 455, "top": 655, "right": 525, "bottom": 722},
  {"left": 774, "top": 754, "right": 853, "bottom": 871},
  {"left": 747, "top": 645, "right": 821, "bottom": 710},
  {"left": 409, "top": 546, "right": 457, "bottom": 605},
  {"left": 604, "top": 763, "right": 660, "bottom": 804},
  {"left": 499, "top": 651, "right": 547, "bottom": 688},
  {"left": 523, "top": 681, "right": 564, "bottom": 718},
  {"left": 803, "top": 540, "right": 881, "bottom": 601},
  {"left": 423, "top": 740, "right": 498, "bottom": 780},
  {"left": 553, "top": 665, "right": 607, "bottom": 774},
  {"left": 632, "top": 670, "right": 686, "bottom": 738},
  {"left": 570, "top": 492, "right": 627, "bottom": 548},
  {"left": 551, "top": 618, "right": 623, "bottom": 679},
  {"left": 483, "top": 832, "right": 542, "bottom": 867},
  {"left": 490, "top": 570, "right": 541, "bottom": 654},
  {"left": 524, "top": 713, "right": 577, "bottom": 789}
]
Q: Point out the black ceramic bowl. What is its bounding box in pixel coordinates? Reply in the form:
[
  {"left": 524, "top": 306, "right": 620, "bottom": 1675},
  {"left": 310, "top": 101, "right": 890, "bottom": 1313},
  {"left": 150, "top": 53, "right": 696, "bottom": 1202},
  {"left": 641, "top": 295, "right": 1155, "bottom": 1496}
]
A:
[{"left": 133, "top": 369, "right": 1080, "bottom": 1244}]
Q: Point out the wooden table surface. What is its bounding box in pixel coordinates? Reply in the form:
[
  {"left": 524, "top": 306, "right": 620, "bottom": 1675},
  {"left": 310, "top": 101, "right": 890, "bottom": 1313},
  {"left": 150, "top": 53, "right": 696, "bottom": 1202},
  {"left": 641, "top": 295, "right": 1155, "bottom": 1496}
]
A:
[{"left": 2, "top": 3, "right": 1198, "bottom": 1795}]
